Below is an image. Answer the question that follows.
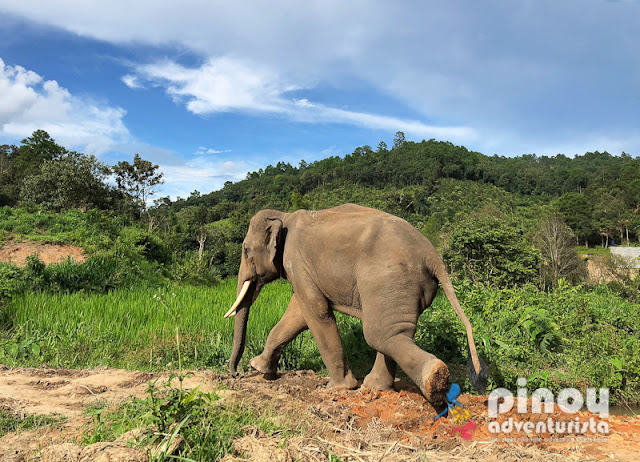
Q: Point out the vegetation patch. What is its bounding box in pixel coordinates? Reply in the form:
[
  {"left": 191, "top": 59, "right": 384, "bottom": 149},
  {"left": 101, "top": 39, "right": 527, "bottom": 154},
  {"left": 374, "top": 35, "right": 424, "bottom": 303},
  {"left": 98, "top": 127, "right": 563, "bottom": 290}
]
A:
[
  {"left": 1, "top": 278, "right": 638, "bottom": 404},
  {"left": 81, "top": 371, "right": 290, "bottom": 461},
  {"left": 0, "top": 408, "right": 65, "bottom": 438}
]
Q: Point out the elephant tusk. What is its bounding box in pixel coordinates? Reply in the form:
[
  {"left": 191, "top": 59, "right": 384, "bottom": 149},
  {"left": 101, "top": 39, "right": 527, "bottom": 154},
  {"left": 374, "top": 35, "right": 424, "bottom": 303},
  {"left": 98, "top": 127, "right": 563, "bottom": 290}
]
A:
[{"left": 224, "top": 280, "right": 251, "bottom": 318}]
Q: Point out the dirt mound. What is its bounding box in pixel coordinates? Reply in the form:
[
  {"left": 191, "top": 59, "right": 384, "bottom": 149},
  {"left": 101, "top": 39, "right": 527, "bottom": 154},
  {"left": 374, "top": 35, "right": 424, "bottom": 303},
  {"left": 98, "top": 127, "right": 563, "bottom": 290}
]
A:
[
  {"left": 222, "top": 370, "right": 640, "bottom": 461},
  {"left": 0, "top": 239, "right": 85, "bottom": 266},
  {"left": 0, "top": 367, "right": 638, "bottom": 461}
]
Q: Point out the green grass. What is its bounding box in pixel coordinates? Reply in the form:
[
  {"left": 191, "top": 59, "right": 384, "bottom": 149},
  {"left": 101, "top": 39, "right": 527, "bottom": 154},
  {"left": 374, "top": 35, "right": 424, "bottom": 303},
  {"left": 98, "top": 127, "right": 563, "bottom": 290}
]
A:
[
  {"left": 1, "top": 277, "right": 639, "bottom": 404},
  {"left": 576, "top": 245, "right": 611, "bottom": 257},
  {"left": 0, "top": 206, "right": 126, "bottom": 250},
  {"left": 0, "top": 409, "right": 65, "bottom": 438},
  {"left": 0, "top": 279, "right": 296, "bottom": 371}
]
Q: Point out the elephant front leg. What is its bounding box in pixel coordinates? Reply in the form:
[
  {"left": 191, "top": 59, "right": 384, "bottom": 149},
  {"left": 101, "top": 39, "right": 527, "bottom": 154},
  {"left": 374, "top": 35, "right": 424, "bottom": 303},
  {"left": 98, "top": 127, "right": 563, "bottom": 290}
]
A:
[
  {"left": 298, "top": 292, "right": 358, "bottom": 390},
  {"left": 363, "top": 352, "right": 396, "bottom": 391},
  {"left": 250, "top": 294, "right": 308, "bottom": 376}
]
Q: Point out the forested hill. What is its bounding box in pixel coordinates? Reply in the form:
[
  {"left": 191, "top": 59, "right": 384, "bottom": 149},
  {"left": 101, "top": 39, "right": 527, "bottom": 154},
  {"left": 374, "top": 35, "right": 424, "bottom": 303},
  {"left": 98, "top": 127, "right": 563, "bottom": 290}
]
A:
[
  {"left": 2, "top": 130, "right": 638, "bottom": 286},
  {"left": 158, "top": 135, "right": 640, "bottom": 249}
]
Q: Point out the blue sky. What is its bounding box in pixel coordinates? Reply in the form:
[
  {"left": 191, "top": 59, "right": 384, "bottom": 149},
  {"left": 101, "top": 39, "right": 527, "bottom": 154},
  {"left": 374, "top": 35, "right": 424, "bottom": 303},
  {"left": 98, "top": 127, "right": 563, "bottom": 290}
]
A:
[{"left": 0, "top": 1, "right": 639, "bottom": 200}]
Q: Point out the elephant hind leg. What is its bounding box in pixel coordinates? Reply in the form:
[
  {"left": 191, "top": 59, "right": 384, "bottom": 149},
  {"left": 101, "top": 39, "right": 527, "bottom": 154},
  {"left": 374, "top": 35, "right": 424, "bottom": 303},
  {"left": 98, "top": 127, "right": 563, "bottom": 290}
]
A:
[
  {"left": 363, "top": 352, "right": 396, "bottom": 391},
  {"left": 369, "top": 331, "right": 449, "bottom": 405},
  {"left": 361, "top": 302, "right": 449, "bottom": 405},
  {"left": 250, "top": 294, "right": 307, "bottom": 376}
]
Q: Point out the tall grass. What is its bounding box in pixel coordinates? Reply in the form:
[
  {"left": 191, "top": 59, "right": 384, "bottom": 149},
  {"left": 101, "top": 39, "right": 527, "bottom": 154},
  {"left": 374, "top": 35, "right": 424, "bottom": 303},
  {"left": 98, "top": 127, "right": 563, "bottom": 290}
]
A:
[
  {"left": 1, "top": 278, "right": 639, "bottom": 403},
  {"left": 0, "top": 279, "right": 299, "bottom": 370}
]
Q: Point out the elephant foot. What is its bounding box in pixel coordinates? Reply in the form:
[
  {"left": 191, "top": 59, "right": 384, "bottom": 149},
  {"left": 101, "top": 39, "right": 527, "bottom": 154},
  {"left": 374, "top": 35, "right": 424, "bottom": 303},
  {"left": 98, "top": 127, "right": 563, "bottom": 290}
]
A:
[
  {"left": 327, "top": 371, "right": 358, "bottom": 390},
  {"left": 362, "top": 372, "right": 395, "bottom": 391},
  {"left": 420, "top": 358, "right": 450, "bottom": 406},
  {"left": 250, "top": 354, "right": 277, "bottom": 376}
]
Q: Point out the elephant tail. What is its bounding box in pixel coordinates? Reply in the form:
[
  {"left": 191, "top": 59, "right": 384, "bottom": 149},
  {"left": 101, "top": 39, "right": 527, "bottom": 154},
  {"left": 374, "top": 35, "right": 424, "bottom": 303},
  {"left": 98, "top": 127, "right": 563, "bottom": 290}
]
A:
[{"left": 434, "top": 264, "right": 488, "bottom": 394}]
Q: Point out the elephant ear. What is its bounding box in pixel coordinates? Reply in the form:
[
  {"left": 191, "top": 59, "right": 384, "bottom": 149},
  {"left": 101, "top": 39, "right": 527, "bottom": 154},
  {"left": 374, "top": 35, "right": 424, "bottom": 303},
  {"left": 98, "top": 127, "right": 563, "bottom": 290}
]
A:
[{"left": 265, "top": 218, "right": 283, "bottom": 265}]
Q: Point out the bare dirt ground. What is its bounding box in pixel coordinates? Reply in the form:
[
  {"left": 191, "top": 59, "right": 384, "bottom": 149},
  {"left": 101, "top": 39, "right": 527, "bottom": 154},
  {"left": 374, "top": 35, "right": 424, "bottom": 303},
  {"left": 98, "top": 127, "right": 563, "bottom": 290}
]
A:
[
  {"left": 0, "top": 240, "right": 85, "bottom": 266},
  {"left": 0, "top": 366, "right": 638, "bottom": 461}
]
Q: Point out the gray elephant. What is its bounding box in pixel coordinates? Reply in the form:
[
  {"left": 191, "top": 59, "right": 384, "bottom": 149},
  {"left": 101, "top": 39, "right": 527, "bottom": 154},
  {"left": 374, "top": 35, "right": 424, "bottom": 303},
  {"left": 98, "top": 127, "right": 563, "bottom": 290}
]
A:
[{"left": 224, "top": 204, "right": 487, "bottom": 404}]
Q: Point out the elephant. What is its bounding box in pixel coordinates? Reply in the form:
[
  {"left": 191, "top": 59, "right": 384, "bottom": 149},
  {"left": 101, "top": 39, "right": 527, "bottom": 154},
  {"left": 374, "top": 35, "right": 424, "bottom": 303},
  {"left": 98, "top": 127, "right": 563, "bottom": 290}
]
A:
[{"left": 224, "top": 204, "right": 487, "bottom": 405}]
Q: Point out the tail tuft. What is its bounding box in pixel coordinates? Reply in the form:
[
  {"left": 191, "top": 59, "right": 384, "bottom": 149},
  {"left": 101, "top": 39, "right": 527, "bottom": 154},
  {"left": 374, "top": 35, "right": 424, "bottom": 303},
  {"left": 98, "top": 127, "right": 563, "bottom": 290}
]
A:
[{"left": 466, "top": 347, "right": 488, "bottom": 394}]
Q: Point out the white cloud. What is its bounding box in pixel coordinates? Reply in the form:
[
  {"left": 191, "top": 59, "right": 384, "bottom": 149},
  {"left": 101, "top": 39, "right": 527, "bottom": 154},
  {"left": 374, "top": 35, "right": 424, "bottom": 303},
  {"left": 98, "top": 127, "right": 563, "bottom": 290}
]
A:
[
  {"left": 298, "top": 105, "right": 477, "bottom": 140},
  {"left": 133, "top": 57, "right": 298, "bottom": 114},
  {"left": 195, "top": 146, "right": 231, "bottom": 155},
  {"left": 1, "top": 1, "right": 639, "bottom": 156},
  {"left": 121, "top": 74, "right": 144, "bottom": 89},
  {"left": 159, "top": 157, "right": 252, "bottom": 200},
  {"left": 0, "top": 57, "right": 131, "bottom": 154},
  {"left": 129, "top": 56, "right": 477, "bottom": 142}
]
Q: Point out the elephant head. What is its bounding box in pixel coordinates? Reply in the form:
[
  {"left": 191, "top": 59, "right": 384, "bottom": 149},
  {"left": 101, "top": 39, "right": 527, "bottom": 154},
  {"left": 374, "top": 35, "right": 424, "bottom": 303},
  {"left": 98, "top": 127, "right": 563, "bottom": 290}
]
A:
[{"left": 225, "top": 210, "right": 286, "bottom": 375}]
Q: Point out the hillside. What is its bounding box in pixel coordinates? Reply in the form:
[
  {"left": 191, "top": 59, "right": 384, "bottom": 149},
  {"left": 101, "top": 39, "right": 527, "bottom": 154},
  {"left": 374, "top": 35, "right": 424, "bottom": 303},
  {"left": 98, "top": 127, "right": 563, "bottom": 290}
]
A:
[
  {"left": 2, "top": 131, "right": 638, "bottom": 288},
  {"left": 158, "top": 137, "right": 640, "bottom": 249}
]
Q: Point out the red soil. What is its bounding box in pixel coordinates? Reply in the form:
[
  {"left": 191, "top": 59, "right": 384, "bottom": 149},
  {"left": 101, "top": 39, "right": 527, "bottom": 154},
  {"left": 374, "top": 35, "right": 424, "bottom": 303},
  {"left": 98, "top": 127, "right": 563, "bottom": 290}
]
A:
[{"left": 0, "top": 239, "right": 85, "bottom": 266}]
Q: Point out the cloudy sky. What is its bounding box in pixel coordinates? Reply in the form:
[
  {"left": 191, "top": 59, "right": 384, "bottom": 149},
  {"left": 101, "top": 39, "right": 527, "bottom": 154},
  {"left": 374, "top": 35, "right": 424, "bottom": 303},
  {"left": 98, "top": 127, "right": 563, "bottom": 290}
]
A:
[{"left": 1, "top": 1, "right": 638, "bottom": 199}]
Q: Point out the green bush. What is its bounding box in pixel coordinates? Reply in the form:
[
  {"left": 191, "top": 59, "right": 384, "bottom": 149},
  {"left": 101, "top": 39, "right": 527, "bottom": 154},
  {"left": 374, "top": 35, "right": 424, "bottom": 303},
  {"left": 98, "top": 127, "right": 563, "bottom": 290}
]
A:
[
  {"left": 0, "top": 254, "right": 131, "bottom": 300},
  {"left": 171, "top": 251, "right": 221, "bottom": 285},
  {"left": 45, "top": 257, "right": 120, "bottom": 292},
  {"left": 451, "top": 281, "right": 640, "bottom": 402},
  {"left": 0, "top": 262, "right": 25, "bottom": 300},
  {"left": 445, "top": 216, "right": 540, "bottom": 287}
]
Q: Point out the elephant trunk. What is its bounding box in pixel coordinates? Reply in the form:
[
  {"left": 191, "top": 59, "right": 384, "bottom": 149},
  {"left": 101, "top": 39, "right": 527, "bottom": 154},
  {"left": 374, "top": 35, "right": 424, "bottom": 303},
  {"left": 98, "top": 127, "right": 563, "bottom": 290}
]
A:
[
  {"left": 229, "top": 299, "right": 250, "bottom": 376},
  {"left": 228, "top": 278, "right": 256, "bottom": 376}
]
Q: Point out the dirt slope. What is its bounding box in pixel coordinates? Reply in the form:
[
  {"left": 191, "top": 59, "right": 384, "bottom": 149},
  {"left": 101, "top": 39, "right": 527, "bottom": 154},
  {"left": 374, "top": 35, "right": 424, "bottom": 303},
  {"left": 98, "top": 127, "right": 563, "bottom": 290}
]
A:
[
  {"left": 0, "top": 240, "right": 85, "bottom": 266},
  {"left": 0, "top": 366, "right": 638, "bottom": 461}
]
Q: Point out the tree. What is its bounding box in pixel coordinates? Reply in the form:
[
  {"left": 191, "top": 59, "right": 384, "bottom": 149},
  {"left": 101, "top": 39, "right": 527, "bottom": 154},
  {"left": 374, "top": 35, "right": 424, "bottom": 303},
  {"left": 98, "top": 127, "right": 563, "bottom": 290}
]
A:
[
  {"left": 20, "top": 152, "right": 112, "bottom": 211},
  {"left": 592, "top": 190, "right": 625, "bottom": 247},
  {"left": 177, "top": 205, "right": 210, "bottom": 263},
  {"left": 113, "top": 154, "right": 164, "bottom": 210},
  {"left": 535, "top": 214, "right": 586, "bottom": 290},
  {"left": 0, "top": 145, "right": 11, "bottom": 176},
  {"left": 445, "top": 216, "right": 540, "bottom": 287},
  {"left": 393, "top": 131, "right": 406, "bottom": 150},
  {"left": 289, "top": 189, "right": 310, "bottom": 211},
  {"left": 1, "top": 131, "right": 68, "bottom": 205},
  {"left": 0, "top": 144, "right": 17, "bottom": 205},
  {"left": 16, "top": 130, "right": 67, "bottom": 167},
  {"left": 555, "top": 192, "right": 593, "bottom": 246},
  {"left": 376, "top": 141, "right": 388, "bottom": 154}
]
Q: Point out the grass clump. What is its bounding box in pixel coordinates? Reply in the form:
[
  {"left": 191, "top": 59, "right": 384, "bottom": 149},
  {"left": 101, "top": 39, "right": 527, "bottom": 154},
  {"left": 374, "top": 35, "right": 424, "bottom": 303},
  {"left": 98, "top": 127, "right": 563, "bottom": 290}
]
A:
[
  {"left": 0, "top": 408, "right": 65, "bottom": 438},
  {"left": 83, "top": 379, "right": 285, "bottom": 461},
  {"left": 82, "top": 334, "right": 290, "bottom": 461}
]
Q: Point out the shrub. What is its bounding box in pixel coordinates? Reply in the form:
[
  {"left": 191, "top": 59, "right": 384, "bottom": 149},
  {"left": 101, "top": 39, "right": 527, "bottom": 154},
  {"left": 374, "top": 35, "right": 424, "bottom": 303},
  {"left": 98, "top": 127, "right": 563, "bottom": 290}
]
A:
[
  {"left": 445, "top": 216, "right": 540, "bottom": 287},
  {"left": 45, "top": 257, "right": 120, "bottom": 292},
  {"left": 171, "top": 251, "right": 221, "bottom": 285},
  {"left": 0, "top": 262, "right": 24, "bottom": 300}
]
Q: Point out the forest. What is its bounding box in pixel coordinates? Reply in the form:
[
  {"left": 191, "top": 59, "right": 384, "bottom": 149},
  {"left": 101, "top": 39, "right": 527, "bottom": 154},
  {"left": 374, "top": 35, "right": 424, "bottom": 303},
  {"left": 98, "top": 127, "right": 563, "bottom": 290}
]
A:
[{"left": 2, "top": 130, "right": 640, "bottom": 288}]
